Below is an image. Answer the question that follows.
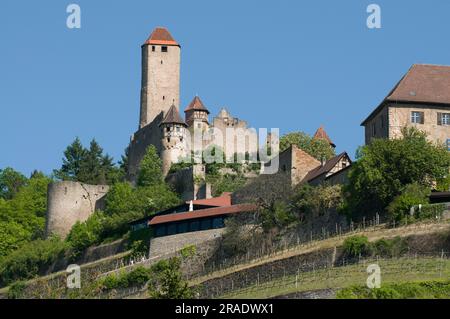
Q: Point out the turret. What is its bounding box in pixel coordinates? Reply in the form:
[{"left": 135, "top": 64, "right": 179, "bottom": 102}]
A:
[
  {"left": 184, "top": 96, "right": 210, "bottom": 131},
  {"left": 159, "top": 104, "right": 188, "bottom": 175},
  {"left": 313, "top": 126, "right": 336, "bottom": 148}
]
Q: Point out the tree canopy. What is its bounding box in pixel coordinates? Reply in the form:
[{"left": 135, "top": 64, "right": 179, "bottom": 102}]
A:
[
  {"left": 279, "top": 131, "right": 335, "bottom": 161},
  {"left": 137, "top": 145, "right": 163, "bottom": 187},
  {"left": 342, "top": 127, "right": 450, "bottom": 219},
  {"left": 54, "top": 137, "right": 121, "bottom": 185}
]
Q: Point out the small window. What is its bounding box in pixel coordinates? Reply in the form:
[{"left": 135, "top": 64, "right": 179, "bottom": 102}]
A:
[
  {"left": 166, "top": 127, "right": 170, "bottom": 132},
  {"left": 411, "top": 111, "right": 424, "bottom": 124},
  {"left": 161, "top": 46, "right": 168, "bottom": 52},
  {"left": 163, "top": 96, "right": 165, "bottom": 100},
  {"left": 438, "top": 112, "right": 450, "bottom": 125},
  {"left": 152, "top": 46, "right": 155, "bottom": 52},
  {"left": 371, "top": 123, "right": 376, "bottom": 136},
  {"left": 167, "top": 137, "right": 170, "bottom": 143},
  {"left": 176, "top": 126, "right": 180, "bottom": 132}
]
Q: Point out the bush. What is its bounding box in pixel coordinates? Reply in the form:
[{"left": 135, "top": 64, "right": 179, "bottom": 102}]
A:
[
  {"left": 415, "top": 203, "right": 446, "bottom": 220},
  {"left": 149, "top": 257, "right": 192, "bottom": 299},
  {"left": 337, "top": 280, "right": 450, "bottom": 299},
  {"left": 99, "top": 266, "right": 152, "bottom": 291},
  {"left": 372, "top": 237, "right": 408, "bottom": 258},
  {"left": 0, "top": 237, "right": 67, "bottom": 286},
  {"left": 387, "top": 182, "right": 430, "bottom": 223},
  {"left": 292, "top": 184, "right": 343, "bottom": 220},
  {"left": 126, "top": 266, "right": 152, "bottom": 286},
  {"left": 7, "top": 281, "right": 26, "bottom": 299},
  {"left": 66, "top": 212, "right": 106, "bottom": 259},
  {"left": 343, "top": 235, "right": 371, "bottom": 258}
]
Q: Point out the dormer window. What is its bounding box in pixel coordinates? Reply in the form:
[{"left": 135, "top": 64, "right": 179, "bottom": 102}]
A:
[{"left": 161, "top": 46, "right": 168, "bottom": 52}]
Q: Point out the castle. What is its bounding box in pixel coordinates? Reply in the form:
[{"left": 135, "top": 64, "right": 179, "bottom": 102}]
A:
[{"left": 127, "top": 27, "right": 256, "bottom": 182}]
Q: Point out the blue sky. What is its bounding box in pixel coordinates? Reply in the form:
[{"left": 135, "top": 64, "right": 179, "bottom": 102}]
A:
[{"left": 2, "top": 0, "right": 450, "bottom": 176}]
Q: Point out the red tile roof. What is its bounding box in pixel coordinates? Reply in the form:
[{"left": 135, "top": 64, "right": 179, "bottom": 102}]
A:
[
  {"left": 149, "top": 204, "right": 257, "bottom": 226},
  {"left": 144, "top": 27, "right": 179, "bottom": 46},
  {"left": 186, "top": 192, "right": 232, "bottom": 207},
  {"left": 313, "top": 126, "right": 335, "bottom": 147},
  {"left": 362, "top": 64, "right": 450, "bottom": 125},
  {"left": 184, "top": 96, "right": 210, "bottom": 114}
]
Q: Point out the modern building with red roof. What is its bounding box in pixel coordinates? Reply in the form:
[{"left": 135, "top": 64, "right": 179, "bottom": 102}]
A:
[
  {"left": 129, "top": 192, "right": 256, "bottom": 237},
  {"left": 361, "top": 64, "right": 450, "bottom": 147}
]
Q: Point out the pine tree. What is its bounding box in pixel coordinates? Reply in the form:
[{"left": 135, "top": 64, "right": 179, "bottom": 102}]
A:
[{"left": 53, "top": 137, "right": 87, "bottom": 181}]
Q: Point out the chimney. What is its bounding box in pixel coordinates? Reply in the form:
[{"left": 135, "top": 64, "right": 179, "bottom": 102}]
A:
[{"left": 320, "top": 156, "right": 326, "bottom": 167}]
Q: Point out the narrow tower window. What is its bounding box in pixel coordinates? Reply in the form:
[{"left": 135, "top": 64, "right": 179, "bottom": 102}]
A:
[
  {"left": 161, "top": 46, "right": 168, "bottom": 52},
  {"left": 152, "top": 46, "right": 155, "bottom": 52}
]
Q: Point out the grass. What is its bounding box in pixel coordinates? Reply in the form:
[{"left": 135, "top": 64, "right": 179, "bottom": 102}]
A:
[
  {"left": 219, "top": 257, "right": 450, "bottom": 299},
  {"left": 191, "top": 220, "right": 450, "bottom": 286}
]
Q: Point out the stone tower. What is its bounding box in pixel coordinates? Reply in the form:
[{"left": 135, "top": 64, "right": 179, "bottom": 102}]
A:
[
  {"left": 159, "top": 104, "right": 188, "bottom": 175},
  {"left": 139, "top": 27, "right": 181, "bottom": 129}
]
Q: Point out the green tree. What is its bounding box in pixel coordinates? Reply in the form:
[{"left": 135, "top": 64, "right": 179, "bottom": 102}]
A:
[
  {"left": 279, "top": 131, "right": 335, "bottom": 161},
  {"left": 149, "top": 257, "right": 192, "bottom": 299},
  {"left": 342, "top": 127, "right": 450, "bottom": 219},
  {"left": 66, "top": 212, "right": 106, "bottom": 259},
  {"left": 53, "top": 137, "right": 86, "bottom": 181},
  {"left": 387, "top": 182, "right": 431, "bottom": 223},
  {"left": 0, "top": 168, "right": 27, "bottom": 200},
  {"left": 54, "top": 138, "right": 120, "bottom": 185},
  {"left": 137, "top": 145, "right": 163, "bottom": 187},
  {"left": 0, "top": 172, "right": 51, "bottom": 258}
]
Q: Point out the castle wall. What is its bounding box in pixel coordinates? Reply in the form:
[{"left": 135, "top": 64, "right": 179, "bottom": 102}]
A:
[
  {"left": 45, "top": 181, "right": 109, "bottom": 238},
  {"left": 165, "top": 164, "right": 210, "bottom": 201},
  {"left": 127, "top": 120, "right": 163, "bottom": 183},
  {"left": 149, "top": 228, "right": 225, "bottom": 258}
]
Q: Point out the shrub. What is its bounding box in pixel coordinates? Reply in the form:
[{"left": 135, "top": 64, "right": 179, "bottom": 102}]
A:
[
  {"left": 149, "top": 257, "right": 192, "bottom": 299},
  {"left": 0, "top": 237, "right": 67, "bottom": 286},
  {"left": 372, "top": 237, "right": 408, "bottom": 258},
  {"left": 343, "top": 235, "right": 371, "bottom": 258},
  {"left": 7, "top": 281, "right": 26, "bottom": 299},
  {"left": 126, "top": 266, "right": 152, "bottom": 286},
  {"left": 387, "top": 182, "right": 430, "bottom": 223},
  {"left": 337, "top": 281, "right": 450, "bottom": 299},
  {"left": 66, "top": 212, "right": 106, "bottom": 259},
  {"left": 415, "top": 203, "right": 446, "bottom": 220}
]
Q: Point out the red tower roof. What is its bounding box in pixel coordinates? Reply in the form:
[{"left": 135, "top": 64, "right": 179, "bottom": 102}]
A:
[
  {"left": 144, "top": 27, "right": 179, "bottom": 46},
  {"left": 184, "top": 96, "right": 210, "bottom": 114},
  {"left": 313, "top": 126, "right": 335, "bottom": 148}
]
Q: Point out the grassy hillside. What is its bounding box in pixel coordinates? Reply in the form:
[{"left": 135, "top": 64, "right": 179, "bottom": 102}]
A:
[{"left": 220, "top": 257, "right": 450, "bottom": 299}]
